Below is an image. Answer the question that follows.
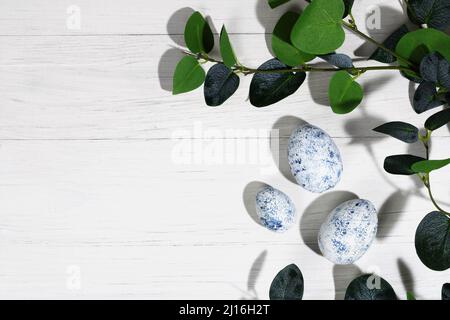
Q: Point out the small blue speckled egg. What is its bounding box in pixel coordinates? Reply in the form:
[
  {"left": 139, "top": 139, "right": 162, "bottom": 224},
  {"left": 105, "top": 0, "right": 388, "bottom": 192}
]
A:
[
  {"left": 255, "top": 186, "right": 296, "bottom": 232},
  {"left": 318, "top": 199, "right": 378, "bottom": 264},
  {"left": 288, "top": 124, "right": 343, "bottom": 193}
]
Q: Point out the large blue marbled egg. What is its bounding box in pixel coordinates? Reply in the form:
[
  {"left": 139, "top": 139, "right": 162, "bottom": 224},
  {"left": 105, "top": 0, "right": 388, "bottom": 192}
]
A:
[
  {"left": 318, "top": 199, "right": 378, "bottom": 264},
  {"left": 255, "top": 186, "right": 296, "bottom": 232},
  {"left": 288, "top": 124, "right": 343, "bottom": 193}
]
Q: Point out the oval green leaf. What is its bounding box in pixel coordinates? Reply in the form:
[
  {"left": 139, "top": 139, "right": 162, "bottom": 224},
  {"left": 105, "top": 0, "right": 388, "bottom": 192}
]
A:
[
  {"left": 373, "top": 121, "right": 419, "bottom": 143},
  {"left": 443, "top": 283, "right": 450, "bottom": 300},
  {"left": 220, "top": 26, "right": 238, "bottom": 68},
  {"left": 420, "top": 52, "right": 450, "bottom": 89},
  {"left": 306, "top": 0, "right": 354, "bottom": 18},
  {"left": 291, "top": 0, "right": 345, "bottom": 55},
  {"left": 249, "top": 59, "right": 306, "bottom": 107},
  {"left": 272, "top": 12, "right": 315, "bottom": 66},
  {"left": 383, "top": 154, "right": 426, "bottom": 175},
  {"left": 344, "top": 274, "right": 397, "bottom": 300},
  {"left": 415, "top": 211, "right": 450, "bottom": 271},
  {"left": 184, "top": 11, "right": 214, "bottom": 54},
  {"left": 269, "top": 264, "right": 304, "bottom": 300},
  {"left": 204, "top": 64, "right": 240, "bottom": 106},
  {"left": 411, "top": 158, "right": 450, "bottom": 174},
  {"left": 172, "top": 56, "right": 206, "bottom": 95},
  {"left": 408, "top": 0, "right": 450, "bottom": 31},
  {"left": 396, "top": 28, "right": 450, "bottom": 67},
  {"left": 328, "top": 70, "right": 363, "bottom": 114},
  {"left": 413, "top": 81, "right": 444, "bottom": 114},
  {"left": 425, "top": 108, "right": 450, "bottom": 131}
]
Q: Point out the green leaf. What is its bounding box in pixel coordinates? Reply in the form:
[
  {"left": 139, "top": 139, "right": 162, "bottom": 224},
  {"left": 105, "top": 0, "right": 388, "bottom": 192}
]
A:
[
  {"left": 220, "top": 26, "right": 238, "bottom": 68},
  {"left": 249, "top": 58, "right": 306, "bottom": 107},
  {"left": 443, "top": 283, "right": 450, "bottom": 300},
  {"left": 269, "top": 264, "right": 304, "bottom": 300},
  {"left": 272, "top": 12, "right": 315, "bottom": 66},
  {"left": 306, "top": 0, "right": 354, "bottom": 18},
  {"left": 204, "top": 64, "right": 239, "bottom": 106},
  {"left": 370, "top": 25, "right": 409, "bottom": 63},
  {"left": 420, "top": 52, "right": 450, "bottom": 90},
  {"left": 172, "top": 56, "right": 206, "bottom": 95},
  {"left": 291, "top": 0, "right": 345, "bottom": 55},
  {"left": 383, "top": 155, "right": 426, "bottom": 175},
  {"left": 395, "top": 28, "right": 450, "bottom": 67},
  {"left": 406, "top": 292, "right": 416, "bottom": 300},
  {"left": 408, "top": 0, "right": 450, "bottom": 31},
  {"left": 373, "top": 121, "right": 419, "bottom": 143},
  {"left": 184, "top": 11, "right": 214, "bottom": 54},
  {"left": 425, "top": 108, "right": 450, "bottom": 131},
  {"left": 328, "top": 70, "right": 363, "bottom": 114},
  {"left": 411, "top": 158, "right": 450, "bottom": 174},
  {"left": 415, "top": 211, "right": 450, "bottom": 271},
  {"left": 413, "top": 81, "right": 444, "bottom": 114},
  {"left": 268, "top": 0, "right": 291, "bottom": 9},
  {"left": 344, "top": 274, "right": 397, "bottom": 300}
]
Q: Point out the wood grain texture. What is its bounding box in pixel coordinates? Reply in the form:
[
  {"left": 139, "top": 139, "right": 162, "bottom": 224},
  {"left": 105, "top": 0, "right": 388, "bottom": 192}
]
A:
[{"left": 0, "top": 0, "right": 448, "bottom": 299}]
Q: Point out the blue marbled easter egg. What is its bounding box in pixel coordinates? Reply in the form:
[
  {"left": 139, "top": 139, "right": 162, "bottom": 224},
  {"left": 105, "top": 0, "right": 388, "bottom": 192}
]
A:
[
  {"left": 288, "top": 124, "right": 343, "bottom": 193},
  {"left": 318, "top": 199, "right": 378, "bottom": 264},
  {"left": 255, "top": 186, "right": 296, "bottom": 232}
]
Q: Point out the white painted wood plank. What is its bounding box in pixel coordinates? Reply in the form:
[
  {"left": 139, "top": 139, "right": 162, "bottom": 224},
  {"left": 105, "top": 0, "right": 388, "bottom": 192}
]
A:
[
  {"left": 0, "top": 138, "right": 448, "bottom": 299},
  {"left": 0, "top": 0, "right": 407, "bottom": 36},
  {"left": 1, "top": 35, "right": 448, "bottom": 140}
]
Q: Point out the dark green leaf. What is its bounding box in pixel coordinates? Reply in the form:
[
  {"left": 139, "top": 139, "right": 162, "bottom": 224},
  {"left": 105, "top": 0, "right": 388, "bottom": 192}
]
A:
[
  {"left": 291, "top": 0, "right": 345, "bottom": 55},
  {"left": 320, "top": 52, "right": 353, "bottom": 69},
  {"left": 328, "top": 70, "right": 363, "bottom": 114},
  {"left": 415, "top": 211, "right": 450, "bottom": 271},
  {"left": 408, "top": 0, "right": 450, "bottom": 31},
  {"left": 420, "top": 52, "right": 450, "bottom": 90},
  {"left": 220, "top": 26, "right": 238, "bottom": 68},
  {"left": 269, "top": 264, "right": 304, "bottom": 300},
  {"left": 443, "top": 283, "right": 450, "bottom": 300},
  {"left": 268, "top": 0, "right": 291, "bottom": 9},
  {"left": 413, "top": 81, "right": 445, "bottom": 114},
  {"left": 411, "top": 158, "right": 450, "bottom": 173},
  {"left": 272, "top": 12, "right": 315, "bottom": 66},
  {"left": 184, "top": 11, "right": 214, "bottom": 54},
  {"left": 396, "top": 28, "right": 450, "bottom": 67},
  {"left": 370, "top": 25, "right": 409, "bottom": 63},
  {"left": 373, "top": 121, "right": 419, "bottom": 143},
  {"left": 172, "top": 56, "right": 205, "bottom": 95},
  {"left": 383, "top": 154, "right": 426, "bottom": 175},
  {"left": 425, "top": 108, "right": 450, "bottom": 131},
  {"left": 400, "top": 70, "right": 423, "bottom": 84},
  {"left": 407, "top": 292, "right": 416, "bottom": 300},
  {"left": 204, "top": 64, "right": 240, "bottom": 106},
  {"left": 249, "top": 59, "right": 306, "bottom": 107},
  {"left": 344, "top": 274, "right": 397, "bottom": 300}
]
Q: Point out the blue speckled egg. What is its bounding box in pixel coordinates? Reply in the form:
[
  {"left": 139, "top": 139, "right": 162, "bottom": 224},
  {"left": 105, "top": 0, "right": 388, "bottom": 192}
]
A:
[
  {"left": 318, "top": 199, "right": 378, "bottom": 264},
  {"left": 288, "top": 124, "right": 343, "bottom": 193},
  {"left": 255, "top": 186, "right": 296, "bottom": 232}
]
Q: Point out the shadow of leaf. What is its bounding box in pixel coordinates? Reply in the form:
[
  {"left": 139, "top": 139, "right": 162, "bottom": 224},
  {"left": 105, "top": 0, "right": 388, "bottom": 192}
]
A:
[
  {"left": 166, "top": 7, "right": 195, "bottom": 46},
  {"left": 300, "top": 191, "right": 359, "bottom": 255},
  {"left": 247, "top": 250, "right": 268, "bottom": 297},
  {"left": 333, "top": 264, "right": 362, "bottom": 300},
  {"left": 397, "top": 258, "right": 415, "bottom": 297},
  {"left": 158, "top": 48, "right": 184, "bottom": 92},
  {"left": 377, "top": 190, "right": 409, "bottom": 240}
]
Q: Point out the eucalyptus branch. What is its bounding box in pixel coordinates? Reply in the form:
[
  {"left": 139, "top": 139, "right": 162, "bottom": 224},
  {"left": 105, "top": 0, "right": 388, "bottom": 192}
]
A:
[
  {"left": 342, "top": 21, "right": 414, "bottom": 68},
  {"left": 423, "top": 176, "right": 450, "bottom": 218},
  {"left": 189, "top": 51, "right": 412, "bottom": 75}
]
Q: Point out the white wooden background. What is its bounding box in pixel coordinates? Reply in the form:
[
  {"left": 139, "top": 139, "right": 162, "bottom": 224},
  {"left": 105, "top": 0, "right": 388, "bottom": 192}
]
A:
[{"left": 0, "top": 0, "right": 448, "bottom": 300}]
